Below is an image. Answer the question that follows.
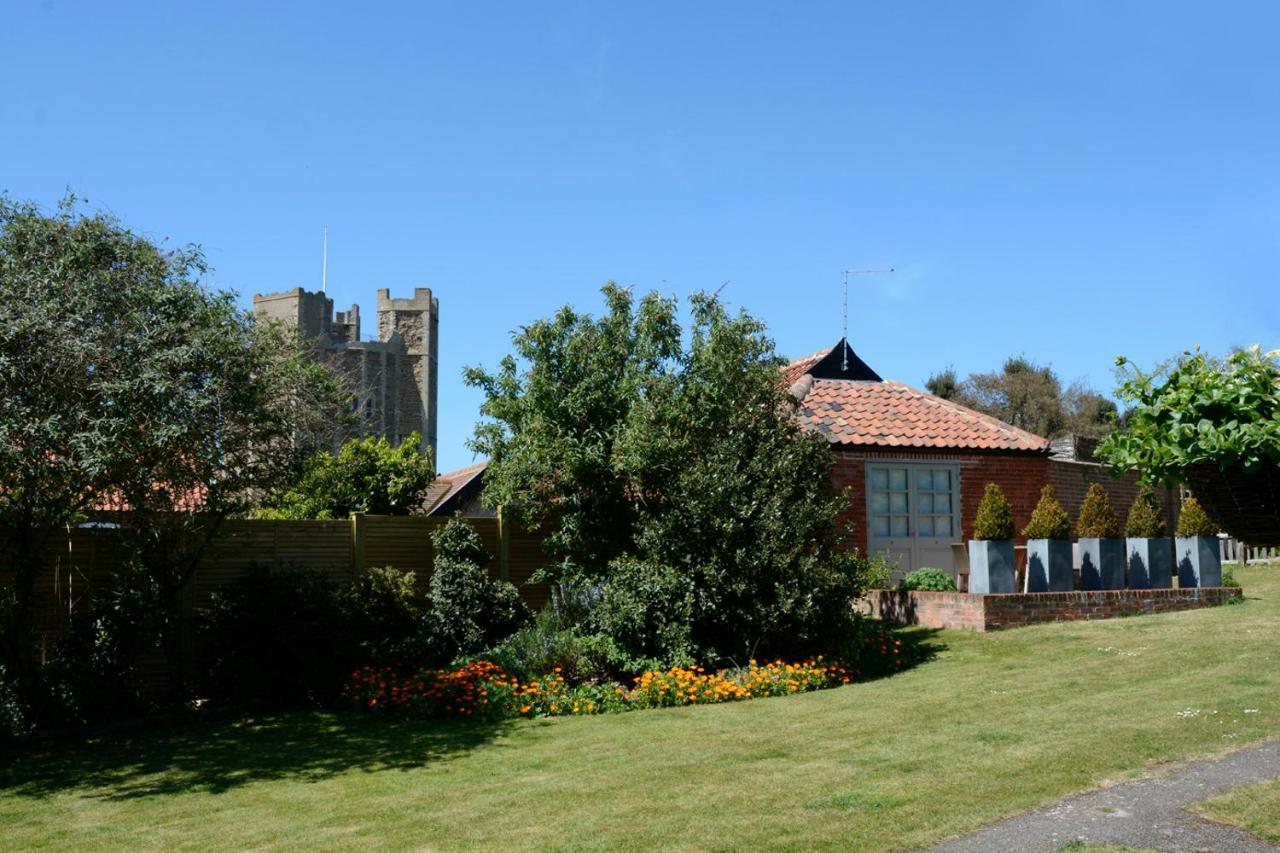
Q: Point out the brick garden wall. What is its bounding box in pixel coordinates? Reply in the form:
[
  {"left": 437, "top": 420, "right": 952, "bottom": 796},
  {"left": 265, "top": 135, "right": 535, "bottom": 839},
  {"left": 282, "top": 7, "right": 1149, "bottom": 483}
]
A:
[
  {"left": 1048, "top": 459, "right": 1179, "bottom": 536},
  {"left": 860, "top": 586, "right": 1241, "bottom": 632}
]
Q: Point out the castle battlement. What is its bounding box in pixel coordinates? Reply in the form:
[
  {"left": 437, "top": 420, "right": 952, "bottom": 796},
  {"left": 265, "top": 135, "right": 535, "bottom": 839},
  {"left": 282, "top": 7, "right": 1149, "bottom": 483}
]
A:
[{"left": 253, "top": 287, "right": 439, "bottom": 464}]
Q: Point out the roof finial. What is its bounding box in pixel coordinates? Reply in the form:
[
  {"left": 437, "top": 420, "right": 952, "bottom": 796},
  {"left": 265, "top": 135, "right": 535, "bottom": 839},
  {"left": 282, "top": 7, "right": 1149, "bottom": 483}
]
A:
[{"left": 840, "top": 267, "right": 895, "bottom": 370}]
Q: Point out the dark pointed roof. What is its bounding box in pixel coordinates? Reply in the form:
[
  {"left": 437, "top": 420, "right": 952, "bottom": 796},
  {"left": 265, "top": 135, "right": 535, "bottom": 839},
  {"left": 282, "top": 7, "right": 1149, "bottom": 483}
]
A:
[{"left": 805, "top": 338, "right": 883, "bottom": 381}]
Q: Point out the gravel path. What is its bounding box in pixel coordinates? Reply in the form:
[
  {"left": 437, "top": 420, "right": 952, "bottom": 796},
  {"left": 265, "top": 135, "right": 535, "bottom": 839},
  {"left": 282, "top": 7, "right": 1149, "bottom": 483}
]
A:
[{"left": 933, "top": 740, "right": 1280, "bottom": 852}]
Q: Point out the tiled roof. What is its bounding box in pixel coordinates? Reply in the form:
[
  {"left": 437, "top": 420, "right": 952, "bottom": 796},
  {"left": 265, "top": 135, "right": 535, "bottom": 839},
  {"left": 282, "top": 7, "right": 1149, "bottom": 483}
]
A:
[
  {"left": 420, "top": 461, "right": 488, "bottom": 516},
  {"left": 786, "top": 348, "right": 1049, "bottom": 453}
]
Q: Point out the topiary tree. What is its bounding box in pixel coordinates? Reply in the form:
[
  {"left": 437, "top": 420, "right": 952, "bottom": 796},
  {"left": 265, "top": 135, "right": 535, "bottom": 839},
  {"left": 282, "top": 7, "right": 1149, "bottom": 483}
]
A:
[
  {"left": 429, "top": 520, "right": 531, "bottom": 656},
  {"left": 973, "top": 483, "right": 1015, "bottom": 540},
  {"left": 1022, "top": 484, "right": 1071, "bottom": 539},
  {"left": 1077, "top": 484, "right": 1122, "bottom": 538},
  {"left": 1176, "top": 496, "right": 1218, "bottom": 538},
  {"left": 1125, "top": 486, "right": 1166, "bottom": 538}
]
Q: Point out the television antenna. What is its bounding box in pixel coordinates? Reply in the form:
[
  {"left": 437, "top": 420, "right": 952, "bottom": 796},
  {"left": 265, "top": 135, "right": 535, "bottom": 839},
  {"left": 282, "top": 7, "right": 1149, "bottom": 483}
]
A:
[{"left": 841, "top": 267, "right": 894, "bottom": 370}]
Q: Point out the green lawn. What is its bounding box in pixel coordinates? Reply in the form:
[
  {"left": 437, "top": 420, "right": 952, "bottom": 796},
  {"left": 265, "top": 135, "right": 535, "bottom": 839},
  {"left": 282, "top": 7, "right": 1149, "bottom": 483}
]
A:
[
  {"left": 2, "top": 567, "right": 1277, "bottom": 851},
  {"left": 1191, "top": 778, "right": 1280, "bottom": 844}
]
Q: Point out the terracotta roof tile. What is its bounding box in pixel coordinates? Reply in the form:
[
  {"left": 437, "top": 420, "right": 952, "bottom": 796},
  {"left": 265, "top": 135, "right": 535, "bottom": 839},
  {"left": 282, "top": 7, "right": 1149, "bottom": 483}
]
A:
[{"left": 785, "top": 349, "right": 1049, "bottom": 453}]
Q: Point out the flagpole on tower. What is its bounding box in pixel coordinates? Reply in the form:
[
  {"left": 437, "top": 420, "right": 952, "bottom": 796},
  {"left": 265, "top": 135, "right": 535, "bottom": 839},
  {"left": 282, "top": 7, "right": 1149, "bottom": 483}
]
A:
[
  {"left": 841, "top": 267, "right": 895, "bottom": 371},
  {"left": 322, "top": 226, "right": 329, "bottom": 294}
]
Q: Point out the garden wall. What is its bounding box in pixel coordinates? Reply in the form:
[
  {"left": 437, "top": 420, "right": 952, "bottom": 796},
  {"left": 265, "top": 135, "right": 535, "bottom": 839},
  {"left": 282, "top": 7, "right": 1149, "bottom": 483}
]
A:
[{"left": 859, "top": 586, "right": 1241, "bottom": 632}]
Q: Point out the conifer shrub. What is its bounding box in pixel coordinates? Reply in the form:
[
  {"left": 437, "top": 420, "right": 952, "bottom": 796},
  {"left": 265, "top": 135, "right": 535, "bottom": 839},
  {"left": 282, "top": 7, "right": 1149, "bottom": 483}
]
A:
[
  {"left": 973, "top": 483, "right": 1015, "bottom": 540},
  {"left": 1022, "top": 484, "right": 1071, "bottom": 539},
  {"left": 1124, "top": 486, "right": 1166, "bottom": 538},
  {"left": 1176, "top": 496, "right": 1218, "bottom": 537},
  {"left": 429, "top": 519, "right": 532, "bottom": 656},
  {"left": 1076, "top": 483, "right": 1122, "bottom": 538}
]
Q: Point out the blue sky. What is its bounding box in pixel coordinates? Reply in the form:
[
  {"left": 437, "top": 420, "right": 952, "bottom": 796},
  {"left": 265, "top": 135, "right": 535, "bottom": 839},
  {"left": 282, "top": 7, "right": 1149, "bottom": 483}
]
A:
[{"left": 5, "top": 1, "right": 1278, "bottom": 472}]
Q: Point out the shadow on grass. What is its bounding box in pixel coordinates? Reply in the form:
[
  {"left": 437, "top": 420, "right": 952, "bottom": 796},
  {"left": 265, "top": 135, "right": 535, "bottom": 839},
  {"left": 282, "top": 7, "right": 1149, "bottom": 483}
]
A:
[
  {"left": 854, "top": 624, "right": 948, "bottom": 682},
  {"left": 0, "top": 710, "right": 512, "bottom": 801}
]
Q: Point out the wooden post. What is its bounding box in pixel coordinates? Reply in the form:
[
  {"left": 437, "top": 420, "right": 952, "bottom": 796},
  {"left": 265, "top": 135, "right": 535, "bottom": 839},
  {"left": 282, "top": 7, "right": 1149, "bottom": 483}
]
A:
[
  {"left": 351, "top": 512, "right": 367, "bottom": 574},
  {"left": 497, "top": 505, "right": 511, "bottom": 582}
]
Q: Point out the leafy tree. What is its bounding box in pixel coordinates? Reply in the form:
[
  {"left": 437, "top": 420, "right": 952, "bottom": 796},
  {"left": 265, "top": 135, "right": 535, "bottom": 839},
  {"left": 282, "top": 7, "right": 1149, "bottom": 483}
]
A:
[
  {"left": 1023, "top": 484, "right": 1071, "bottom": 540},
  {"left": 925, "top": 356, "right": 1116, "bottom": 438},
  {"left": 466, "top": 284, "right": 681, "bottom": 575},
  {"left": 262, "top": 432, "right": 435, "bottom": 519},
  {"left": 973, "top": 483, "right": 1015, "bottom": 540},
  {"left": 0, "top": 195, "right": 346, "bottom": 691},
  {"left": 1124, "top": 486, "right": 1166, "bottom": 538},
  {"left": 1077, "top": 483, "right": 1122, "bottom": 538},
  {"left": 1096, "top": 346, "right": 1280, "bottom": 484},
  {"left": 467, "top": 284, "right": 857, "bottom": 665},
  {"left": 925, "top": 368, "right": 959, "bottom": 400}
]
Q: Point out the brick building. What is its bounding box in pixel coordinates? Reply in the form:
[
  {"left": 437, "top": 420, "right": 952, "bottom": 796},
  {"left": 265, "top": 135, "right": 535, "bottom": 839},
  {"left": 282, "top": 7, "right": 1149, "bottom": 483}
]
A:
[
  {"left": 788, "top": 340, "right": 1172, "bottom": 583},
  {"left": 254, "top": 287, "right": 439, "bottom": 461}
]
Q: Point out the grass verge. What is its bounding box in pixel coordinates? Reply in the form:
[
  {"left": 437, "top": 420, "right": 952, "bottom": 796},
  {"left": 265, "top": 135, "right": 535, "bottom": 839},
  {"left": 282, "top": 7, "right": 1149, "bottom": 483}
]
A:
[
  {"left": 1190, "top": 778, "right": 1280, "bottom": 844},
  {"left": 2, "top": 566, "right": 1277, "bottom": 851}
]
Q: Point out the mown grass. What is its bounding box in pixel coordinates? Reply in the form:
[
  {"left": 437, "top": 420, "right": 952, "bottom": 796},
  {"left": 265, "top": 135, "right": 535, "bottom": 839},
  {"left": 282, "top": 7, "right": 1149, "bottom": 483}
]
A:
[
  {"left": 1191, "top": 778, "right": 1280, "bottom": 844},
  {"left": 2, "top": 566, "right": 1277, "bottom": 851}
]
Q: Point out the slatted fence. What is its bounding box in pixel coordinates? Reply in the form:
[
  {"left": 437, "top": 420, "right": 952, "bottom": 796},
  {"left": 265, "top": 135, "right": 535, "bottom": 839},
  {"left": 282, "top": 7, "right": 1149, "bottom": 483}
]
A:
[{"left": 22, "top": 514, "right": 551, "bottom": 674}]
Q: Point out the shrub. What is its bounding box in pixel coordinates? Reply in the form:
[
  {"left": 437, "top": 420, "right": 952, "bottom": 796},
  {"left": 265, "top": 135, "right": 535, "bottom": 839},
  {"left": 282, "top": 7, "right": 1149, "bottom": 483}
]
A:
[
  {"left": 1125, "top": 486, "right": 1167, "bottom": 538},
  {"left": 1176, "top": 496, "right": 1218, "bottom": 537},
  {"left": 1022, "top": 484, "right": 1071, "bottom": 539},
  {"left": 481, "top": 605, "right": 621, "bottom": 685},
  {"left": 900, "top": 567, "right": 956, "bottom": 592},
  {"left": 1221, "top": 565, "right": 1239, "bottom": 589},
  {"left": 429, "top": 520, "right": 531, "bottom": 656},
  {"left": 198, "top": 567, "right": 350, "bottom": 707},
  {"left": 593, "top": 557, "right": 699, "bottom": 671},
  {"left": 39, "top": 562, "right": 165, "bottom": 726},
  {"left": 1077, "top": 484, "right": 1122, "bottom": 538},
  {"left": 860, "top": 550, "right": 894, "bottom": 590},
  {"left": 973, "top": 483, "right": 1015, "bottom": 540},
  {"left": 339, "top": 566, "right": 444, "bottom": 669},
  {"left": 0, "top": 663, "right": 31, "bottom": 739}
]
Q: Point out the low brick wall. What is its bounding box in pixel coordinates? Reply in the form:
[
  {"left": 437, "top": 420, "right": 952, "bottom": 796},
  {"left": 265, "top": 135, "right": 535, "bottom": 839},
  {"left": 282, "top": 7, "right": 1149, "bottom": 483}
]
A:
[{"left": 859, "top": 587, "right": 1242, "bottom": 632}]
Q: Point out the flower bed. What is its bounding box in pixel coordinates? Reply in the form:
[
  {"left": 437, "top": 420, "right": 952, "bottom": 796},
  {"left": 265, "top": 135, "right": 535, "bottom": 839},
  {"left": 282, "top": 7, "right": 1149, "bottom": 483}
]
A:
[{"left": 342, "top": 655, "right": 880, "bottom": 721}]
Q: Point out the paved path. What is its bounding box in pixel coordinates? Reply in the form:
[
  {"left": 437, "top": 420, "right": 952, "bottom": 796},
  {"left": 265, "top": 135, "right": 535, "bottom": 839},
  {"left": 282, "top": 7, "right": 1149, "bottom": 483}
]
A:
[{"left": 934, "top": 740, "right": 1280, "bottom": 852}]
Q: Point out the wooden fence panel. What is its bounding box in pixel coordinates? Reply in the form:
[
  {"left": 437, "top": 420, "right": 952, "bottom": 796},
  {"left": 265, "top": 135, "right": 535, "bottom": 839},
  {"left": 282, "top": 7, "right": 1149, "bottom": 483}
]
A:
[
  {"left": 507, "top": 523, "right": 551, "bottom": 609},
  {"left": 18, "top": 514, "right": 551, "bottom": 668}
]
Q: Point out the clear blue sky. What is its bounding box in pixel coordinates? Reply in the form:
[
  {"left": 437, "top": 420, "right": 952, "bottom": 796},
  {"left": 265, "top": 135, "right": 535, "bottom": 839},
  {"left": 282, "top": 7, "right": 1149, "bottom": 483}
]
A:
[{"left": 5, "top": 1, "right": 1278, "bottom": 472}]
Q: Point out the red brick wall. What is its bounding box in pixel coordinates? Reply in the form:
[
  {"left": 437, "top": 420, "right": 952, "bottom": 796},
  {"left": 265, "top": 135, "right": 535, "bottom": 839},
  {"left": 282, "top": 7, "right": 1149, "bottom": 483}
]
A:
[
  {"left": 831, "top": 448, "right": 1049, "bottom": 553},
  {"left": 860, "top": 586, "right": 1240, "bottom": 632},
  {"left": 1048, "top": 459, "right": 1179, "bottom": 536},
  {"left": 831, "top": 449, "right": 1179, "bottom": 553}
]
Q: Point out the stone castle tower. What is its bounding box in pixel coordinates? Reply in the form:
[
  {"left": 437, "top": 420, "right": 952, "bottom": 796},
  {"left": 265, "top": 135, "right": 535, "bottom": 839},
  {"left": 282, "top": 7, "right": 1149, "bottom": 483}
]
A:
[{"left": 253, "top": 286, "right": 439, "bottom": 464}]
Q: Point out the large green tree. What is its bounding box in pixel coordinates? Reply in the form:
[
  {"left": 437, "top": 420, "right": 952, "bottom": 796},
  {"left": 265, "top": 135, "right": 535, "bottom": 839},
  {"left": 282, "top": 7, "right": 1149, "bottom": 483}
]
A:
[
  {"left": 926, "top": 356, "right": 1116, "bottom": 438},
  {"left": 0, "top": 196, "right": 346, "bottom": 687},
  {"left": 466, "top": 284, "right": 859, "bottom": 665},
  {"left": 260, "top": 432, "right": 436, "bottom": 519}
]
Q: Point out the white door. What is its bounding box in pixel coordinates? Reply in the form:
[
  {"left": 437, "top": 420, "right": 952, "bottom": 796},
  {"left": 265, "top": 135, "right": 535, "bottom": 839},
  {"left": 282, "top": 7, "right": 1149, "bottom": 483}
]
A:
[{"left": 867, "top": 464, "right": 961, "bottom": 585}]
